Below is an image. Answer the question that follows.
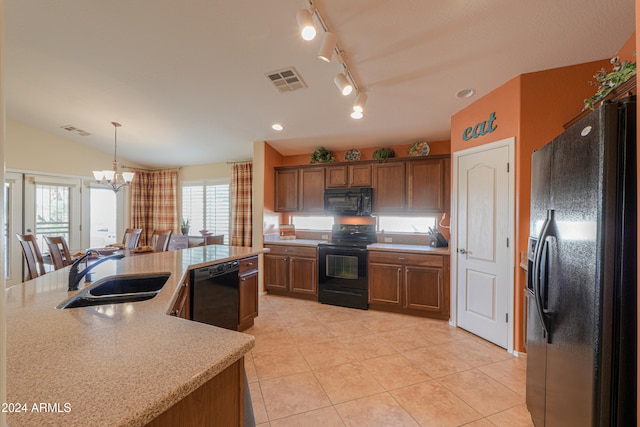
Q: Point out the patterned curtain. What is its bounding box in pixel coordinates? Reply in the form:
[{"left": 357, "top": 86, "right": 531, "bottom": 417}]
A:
[
  {"left": 130, "top": 170, "right": 179, "bottom": 245},
  {"left": 231, "top": 163, "right": 253, "bottom": 247}
]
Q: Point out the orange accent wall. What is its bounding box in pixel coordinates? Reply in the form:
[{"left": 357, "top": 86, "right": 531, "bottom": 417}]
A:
[
  {"left": 451, "top": 58, "right": 615, "bottom": 353},
  {"left": 263, "top": 142, "right": 283, "bottom": 214}
]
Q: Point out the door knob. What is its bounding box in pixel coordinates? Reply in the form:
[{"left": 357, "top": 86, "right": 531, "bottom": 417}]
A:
[{"left": 458, "top": 248, "right": 468, "bottom": 254}]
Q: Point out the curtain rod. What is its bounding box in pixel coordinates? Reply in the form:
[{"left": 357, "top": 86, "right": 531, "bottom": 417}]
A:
[
  {"left": 226, "top": 159, "right": 253, "bottom": 165},
  {"left": 121, "top": 165, "right": 181, "bottom": 172}
]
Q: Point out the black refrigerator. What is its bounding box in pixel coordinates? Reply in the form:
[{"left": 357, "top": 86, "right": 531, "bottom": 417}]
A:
[{"left": 526, "top": 98, "right": 637, "bottom": 426}]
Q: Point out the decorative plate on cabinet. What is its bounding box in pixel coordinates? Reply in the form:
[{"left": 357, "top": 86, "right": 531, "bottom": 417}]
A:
[
  {"left": 344, "top": 148, "right": 361, "bottom": 161},
  {"left": 409, "top": 141, "right": 430, "bottom": 156}
]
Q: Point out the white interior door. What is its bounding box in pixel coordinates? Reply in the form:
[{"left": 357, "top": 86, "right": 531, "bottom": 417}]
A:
[{"left": 455, "top": 139, "right": 513, "bottom": 349}]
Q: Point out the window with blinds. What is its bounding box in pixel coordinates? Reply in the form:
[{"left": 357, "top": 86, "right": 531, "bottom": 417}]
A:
[{"left": 182, "top": 182, "right": 230, "bottom": 244}]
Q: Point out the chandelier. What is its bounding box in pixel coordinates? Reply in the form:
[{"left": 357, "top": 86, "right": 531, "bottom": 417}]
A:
[{"left": 92, "top": 122, "right": 135, "bottom": 192}]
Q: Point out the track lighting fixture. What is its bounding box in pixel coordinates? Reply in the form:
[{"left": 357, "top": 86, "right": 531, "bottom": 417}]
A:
[
  {"left": 317, "top": 32, "right": 337, "bottom": 62},
  {"left": 296, "top": 9, "right": 316, "bottom": 41},
  {"left": 352, "top": 92, "right": 368, "bottom": 113},
  {"left": 334, "top": 72, "right": 353, "bottom": 96},
  {"left": 350, "top": 110, "right": 363, "bottom": 119}
]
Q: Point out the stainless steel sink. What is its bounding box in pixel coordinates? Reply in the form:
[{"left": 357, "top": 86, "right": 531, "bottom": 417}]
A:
[{"left": 57, "top": 272, "right": 171, "bottom": 309}]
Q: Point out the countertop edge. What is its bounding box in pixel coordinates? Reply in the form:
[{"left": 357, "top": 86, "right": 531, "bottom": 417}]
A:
[
  {"left": 367, "top": 243, "right": 450, "bottom": 255},
  {"left": 126, "top": 336, "right": 255, "bottom": 427}
]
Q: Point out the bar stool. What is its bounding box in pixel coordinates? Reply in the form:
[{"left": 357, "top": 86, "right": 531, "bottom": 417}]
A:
[
  {"left": 123, "top": 228, "right": 143, "bottom": 249},
  {"left": 16, "top": 234, "right": 46, "bottom": 281},
  {"left": 150, "top": 229, "right": 172, "bottom": 252},
  {"left": 44, "top": 236, "right": 73, "bottom": 270}
]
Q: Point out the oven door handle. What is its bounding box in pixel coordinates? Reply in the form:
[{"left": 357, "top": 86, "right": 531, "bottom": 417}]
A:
[{"left": 320, "top": 246, "right": 369, "bottom": 253}]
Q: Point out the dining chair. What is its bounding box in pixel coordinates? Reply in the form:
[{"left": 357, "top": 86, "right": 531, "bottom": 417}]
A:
[
  {"left": 44, "top": 236, "right": 73, "bottom": 270},
  {"left": 150, "top": 229, "right": 172, "bottom": 252},
  {"left": 203, "top": 234, "right": 224, "bottom": 246},
  {"left": 123, "top": 228, "right": 143, "bottom": 249},
  {"left": 16, "top": 234, "right": 46, "bottom": 281}
]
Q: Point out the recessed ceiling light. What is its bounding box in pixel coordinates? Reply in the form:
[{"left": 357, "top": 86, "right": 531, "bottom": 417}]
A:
[
  {"left": 272, "top": 123, "right": 284, "bottom": 131},
  {"left": 456, "top": 88, "right": 476, "bottom": 99}
]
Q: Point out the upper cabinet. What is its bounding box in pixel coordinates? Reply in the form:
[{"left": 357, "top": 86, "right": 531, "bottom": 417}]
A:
[
  {"left": 372, "top": 162, "right": 406, "bottom": 212},
  {"left": 275, "top": 168, "right": 298, "bottom": 212},
  {"left": 299, "top": 167, "right": 325, "bottom": 212},
  {"left": 275, "top": 166, "right": 324, "bottom": 212},
  {"left": 325, "top": 164, "right": 372, "bottom": 188},
  {"left": 407, "top": 158, "right": 448, "bottom": 213},
  {"left": 275, "top": 155, "right": 449, "bottom": 214}
]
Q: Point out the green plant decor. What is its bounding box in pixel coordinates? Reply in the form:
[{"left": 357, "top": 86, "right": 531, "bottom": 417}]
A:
[
  {"left": 310, "top": 147, "right": 335, "bottom": 163},
  {"left": 584, "top": 55, "right": 637, "bottom": 110},
  {"left": 373, "top": 147, "right": 395, "bottom": 161},
  {"left": 181, "top": 218, "right": 190, "bottom": 228}
]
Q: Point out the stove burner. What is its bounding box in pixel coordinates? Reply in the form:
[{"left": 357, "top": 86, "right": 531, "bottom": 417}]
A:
[{"left": 329, "top": 224, "right": 377, "bottom": 245}]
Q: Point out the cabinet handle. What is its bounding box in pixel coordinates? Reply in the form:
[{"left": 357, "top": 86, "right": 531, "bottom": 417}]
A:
[
  {"left": 247, "top": 262, "right": 254, "bottom": 266},
  {"left": 398, "top": 257, "right": 407, "bottom": 261},
  {"left": 240, "top": 277, "right": 246, "bottom": 281}
]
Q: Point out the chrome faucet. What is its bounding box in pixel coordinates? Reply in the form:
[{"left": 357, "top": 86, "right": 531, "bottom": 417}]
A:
[{"left": 68, "top": 251, "right": 125, "bottom": 291}]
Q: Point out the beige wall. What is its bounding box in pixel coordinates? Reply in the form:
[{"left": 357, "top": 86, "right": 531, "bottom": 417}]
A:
[
  {"left": 180, "top": 162, "right": 232, "bottom": 182},
  {"left": 6, "top": 118, "right": 145, "bottom": 176}
]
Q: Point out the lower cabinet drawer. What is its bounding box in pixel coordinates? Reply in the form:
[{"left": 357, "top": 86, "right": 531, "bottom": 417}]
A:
[{"left": 368, "top": 251, "right": 443, "bottom": 267}]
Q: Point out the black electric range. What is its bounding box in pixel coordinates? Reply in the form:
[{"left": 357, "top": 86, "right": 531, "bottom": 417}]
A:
[{"left": 317, "top": 224, "right": 377, "bottom": 309}]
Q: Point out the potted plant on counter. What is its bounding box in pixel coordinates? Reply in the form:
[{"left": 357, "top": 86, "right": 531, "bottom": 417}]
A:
[{"left": 181, "top": 218, "right": 190, "bottom": 235}]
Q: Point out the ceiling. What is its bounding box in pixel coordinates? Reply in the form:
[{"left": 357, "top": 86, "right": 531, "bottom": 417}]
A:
[{"left": 5, "top": 0, "right": 635, "bottom": 168}]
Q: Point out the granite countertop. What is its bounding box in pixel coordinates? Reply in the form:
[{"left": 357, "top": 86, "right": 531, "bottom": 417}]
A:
[
  {"left": 367, "top": 243, "right": 451, "bottom": 255},
  {"left": 5, "top": 245, "right": 263, "bottom": 426},
  {"left": 263, "top": 239, "right": 326, "bottom": 247}
]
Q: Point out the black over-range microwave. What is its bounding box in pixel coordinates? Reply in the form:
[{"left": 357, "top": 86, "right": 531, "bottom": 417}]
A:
[{"left": 324, "top": 188, "right": 373, "bottom": 216}]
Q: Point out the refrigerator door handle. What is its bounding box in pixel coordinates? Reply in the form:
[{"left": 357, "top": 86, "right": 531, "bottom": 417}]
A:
[{"left": 533, "top": 209, "right": 554, "bottom": 342}]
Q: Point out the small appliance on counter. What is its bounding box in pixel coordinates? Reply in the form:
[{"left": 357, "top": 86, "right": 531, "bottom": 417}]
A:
[{"left": 428, "top": 227, "right": 448, "bottom": 247}]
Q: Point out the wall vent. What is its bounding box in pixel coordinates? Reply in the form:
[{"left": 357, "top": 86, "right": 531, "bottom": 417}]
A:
[
  {"left": 60, "top": 124, "right": 91, "bottom": 136},
  {"left": 265, "top": 67, "right": 307, "bottom": 93}
]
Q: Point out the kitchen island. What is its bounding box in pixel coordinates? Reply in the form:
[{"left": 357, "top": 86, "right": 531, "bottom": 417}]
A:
[{"left": 5, "top": 244, "right": 262, "bottom": 426}]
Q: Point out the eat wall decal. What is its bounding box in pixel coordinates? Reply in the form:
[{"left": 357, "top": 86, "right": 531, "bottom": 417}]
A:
[{"left": 462, "top": 112, "right": 497, "bottom": 140}]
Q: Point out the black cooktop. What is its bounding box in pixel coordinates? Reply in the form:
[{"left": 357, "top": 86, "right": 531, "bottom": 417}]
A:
[{"left": 324, "top": 224, "right": 377, "bottom": 246}]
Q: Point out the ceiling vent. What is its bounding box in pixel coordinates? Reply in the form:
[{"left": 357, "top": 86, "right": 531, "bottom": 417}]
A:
[
  {"left": 60, "top": 124, "right": 91, "bottom": 137},
  {"left": 265, "top": 67, "right": 307, "bottom": 93}
]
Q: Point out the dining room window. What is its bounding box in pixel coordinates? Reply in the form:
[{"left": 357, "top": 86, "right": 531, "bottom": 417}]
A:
[{"left": 182, "top": 181, "right": 230, "bottom": 243}]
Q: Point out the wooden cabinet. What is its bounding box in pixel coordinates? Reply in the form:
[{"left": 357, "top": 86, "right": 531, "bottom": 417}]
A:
[
  {"left": 169, "top": 279, "right": 190, "bottom": 319},
  {"left": 264, "top": 244, "right": 317, "bottom": 300},
  {"left": 275, "top": 167, "right": 324, "bottom": 212},
  {"left": 372, "top": 161, "right": 406, "bottom": 212},
  {"left": 147, "top": 358, "right": 244, "bottom": 426},
  {"left": 368, "top": 250, "right": 449, "bottom": 319},
  {"left": 299, "top": 167, "right": 325, "bottom": 212},
  {"left": 275, "top": 168, "right": 299, "bottom": 211},
  {"left": 238, "top": 256, "right": 259, "bottom": 331},
  {"left": 275, "top": 155, "right": 449, "bottom": 214},
  {"left": 372, "top": 157, "right": 449, "bottom": 214},
  {"left": 407, "top": 158, "right": 447, "bottom": 213},
  {"left": 325, "top": 164, "right": 372, "bottom": 188}
]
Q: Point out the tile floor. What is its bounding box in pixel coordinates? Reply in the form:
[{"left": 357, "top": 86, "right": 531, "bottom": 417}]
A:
[{"left": 244, "top": 294, "right": 534, "bottom": 427}]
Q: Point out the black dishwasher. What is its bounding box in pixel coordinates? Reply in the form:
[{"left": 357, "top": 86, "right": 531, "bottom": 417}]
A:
[{"left": 190, "top": 260, "right": 240, "bottom": 330}]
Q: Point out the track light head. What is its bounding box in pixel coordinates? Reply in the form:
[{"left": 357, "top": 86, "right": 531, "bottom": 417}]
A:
[
  {"left": 297, "top": 9, "right": 316, "bottom": 41},
  {"left": 334, "top": 73, "right": 353, "bottom": 96},
  {"left": 317, "top": 32, "right": 337, "bottom": 62},
  {"left": 353, "top": 92, "right": 368, "bottom": 113},
  {"left": 350, "top": 110, "right": 363, "bottom": 119}
]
